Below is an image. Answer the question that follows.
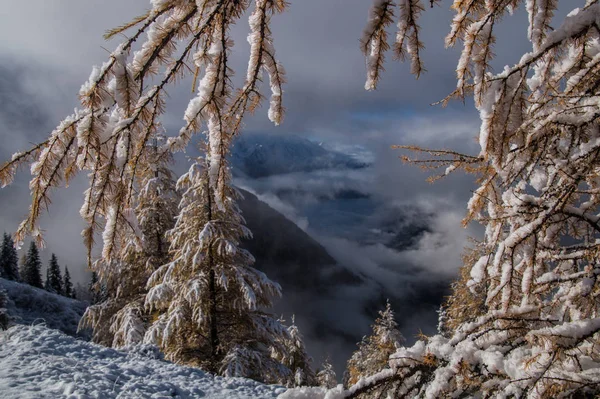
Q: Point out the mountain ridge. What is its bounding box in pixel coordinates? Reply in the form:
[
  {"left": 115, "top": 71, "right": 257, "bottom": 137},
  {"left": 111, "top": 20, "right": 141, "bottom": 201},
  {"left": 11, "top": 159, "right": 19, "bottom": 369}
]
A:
[{"left": 231, "top": 134, "right": 369, "bottom": 178}]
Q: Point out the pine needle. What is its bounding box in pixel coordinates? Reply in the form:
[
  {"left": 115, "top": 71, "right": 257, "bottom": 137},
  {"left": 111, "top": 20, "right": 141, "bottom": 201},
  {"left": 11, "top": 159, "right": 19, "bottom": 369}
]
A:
[
  {"left": 104, "top": 11, "right": 150, "bottom": 40},
  {"left": 191, "top": 66, "right": 200, "bottom": 93}
]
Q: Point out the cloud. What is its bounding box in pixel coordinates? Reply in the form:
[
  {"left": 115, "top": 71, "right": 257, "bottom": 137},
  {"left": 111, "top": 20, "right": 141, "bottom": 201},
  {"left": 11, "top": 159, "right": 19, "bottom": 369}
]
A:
[
  {"left": 399, "top": 209, "right": 473, "bottom": 276},
  {"left": 285, "top": 204, "right": 471, "bottom": 374}
]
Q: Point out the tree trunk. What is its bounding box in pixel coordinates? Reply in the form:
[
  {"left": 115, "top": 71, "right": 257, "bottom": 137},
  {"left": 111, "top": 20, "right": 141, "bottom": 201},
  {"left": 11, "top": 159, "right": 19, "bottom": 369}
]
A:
[
  {"left": 206, "top": 179, "right": 219, "bottom": 370},
  {"left": 155, "top": 168, "right": 163, "bottom": 262}
]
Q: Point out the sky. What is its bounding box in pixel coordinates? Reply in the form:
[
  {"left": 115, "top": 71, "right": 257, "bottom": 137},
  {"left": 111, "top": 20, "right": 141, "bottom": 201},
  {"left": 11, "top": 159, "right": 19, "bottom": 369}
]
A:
[{"left": 0, "top": 0, "right": 575, "bottom": 369}]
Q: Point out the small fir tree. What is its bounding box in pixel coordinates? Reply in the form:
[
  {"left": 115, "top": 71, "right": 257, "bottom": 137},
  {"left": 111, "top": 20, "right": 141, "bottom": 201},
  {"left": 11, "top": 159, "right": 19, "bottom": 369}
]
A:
[
  {"left": 345, "top": 301, "right": 404, "bottom": 393},
  {"left": 46, "top": 254, "right": 63, "bottom": 295},
  {"left": 22, "top": 242, "right": 43, "bottom": 288},
  {"left": 317, "top": 356, "right": 338, "bottom": 389},
  {"left": 0, "top": 233, "right": 19, "bottom": 281},
  {"left": 276, "top": 316, "right": 317, "bottom": 387},
  {"left": 63, "top": 266, "right": 73, "bottom": 298}
]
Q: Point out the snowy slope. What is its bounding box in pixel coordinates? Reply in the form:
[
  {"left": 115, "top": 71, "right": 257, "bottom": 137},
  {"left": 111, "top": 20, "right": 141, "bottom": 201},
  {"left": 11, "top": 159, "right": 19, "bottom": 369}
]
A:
[
  {"left": 0, "top": 278, "right": 88, "bottom": 337},
  {"left": 231, "top": 134, "right": 368, "bottom": 178},
  {"left": 0, "top": 324, "right": 288, "bottom": 399}
]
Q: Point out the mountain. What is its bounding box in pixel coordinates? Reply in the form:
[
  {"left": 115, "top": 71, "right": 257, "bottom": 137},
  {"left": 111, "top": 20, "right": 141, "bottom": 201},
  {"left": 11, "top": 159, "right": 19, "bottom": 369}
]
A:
[
  {"left": 239, "top": 189, "right": 362, "bottom": 291},
  {"left": 237, "top": 190, "right": 447, "bottom": 373},
  {"left": 231, "top": 134, "right": 369, "bottom": 178}
]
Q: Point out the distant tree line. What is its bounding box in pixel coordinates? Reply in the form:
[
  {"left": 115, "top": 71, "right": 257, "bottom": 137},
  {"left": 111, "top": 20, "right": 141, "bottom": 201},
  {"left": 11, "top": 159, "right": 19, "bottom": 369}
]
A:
[{"left": 0, "top": 233, "right": 92, "bottom": 301}]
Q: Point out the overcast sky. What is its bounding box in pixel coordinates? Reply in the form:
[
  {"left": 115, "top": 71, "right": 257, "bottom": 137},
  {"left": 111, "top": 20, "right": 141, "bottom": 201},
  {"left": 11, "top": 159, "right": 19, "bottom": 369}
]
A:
[{"left": 0, "top": 1, "right": 571, "bottom": 286}]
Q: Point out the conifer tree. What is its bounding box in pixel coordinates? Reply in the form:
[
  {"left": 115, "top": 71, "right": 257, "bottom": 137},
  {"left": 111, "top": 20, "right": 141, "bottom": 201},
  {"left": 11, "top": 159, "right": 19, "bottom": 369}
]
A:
[
  {"left": 316, "top": 357, "right": 337, "bottom": 389},
  {"left": 18, "top": 253, "right": 27, "bottom": 283},
  {"left": 44, "top": 268, "right": 51, "bottom": 291},
  {"left": 45, "top": 254, "right": 63, "bottom": 295},
  {"left": 89, "top": 271, "right": 98, "bottom": 301},
  {"left": 22, "top": 242, "right": 43, "bottom": 288},
  {"left": 438, "top": 242, "right": 487, "bottom": 338},
  {"left": 345, "top": 301, "right": 403, "bottom": 394},
  {"left": 276, "top": 316, "right": 317, "bottom": 387},
  {"left": 63, "top": 266, "right": 73, "bottom": 298},
  {"left": 144, "top": 157, "right": 291, "bottom": 383},
  {"left": 80, "top": 137, "right": 179, "bottom": 348},
  {"left": 0, "top": 233, "right": 19, "bottom": 281},
  {"left": 0, "top": 288, "right": 9, "bottom": 330}
]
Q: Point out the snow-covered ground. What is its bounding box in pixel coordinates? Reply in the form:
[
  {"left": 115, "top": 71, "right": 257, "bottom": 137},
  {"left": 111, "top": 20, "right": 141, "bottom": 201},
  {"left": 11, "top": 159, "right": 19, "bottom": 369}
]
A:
[
  {"left": 0, "top": 278, "right": 339, "bottom": 398},
  {"left": 0, "top": 279, "right": 296, "bottom": 398},
  {"left": 0, "top": 278, "right": 88, "bottom": 337},
  {"left": 0, "top": 324, "right": 289, "bottom": 399}
]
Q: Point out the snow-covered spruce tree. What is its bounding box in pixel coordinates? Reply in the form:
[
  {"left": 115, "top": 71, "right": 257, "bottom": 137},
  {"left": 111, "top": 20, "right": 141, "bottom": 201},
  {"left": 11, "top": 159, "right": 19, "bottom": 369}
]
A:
[
  {"left": 345, "top": 301, "right": 403, "bottom": 396},
  {"left": 80, "top": 137, "right": 179, "bottom": 348},
  {"left": 45, "top": 254, "right": 63, "bottom": 295},
  {"left": 63, "top": 266, "right": 74, "bottom": 298},
  {"left": 275, "top": 316, "right": 317, "bottom": 387},
  {"left": 317, "top": 357, "right": 338, "bottom": 390},
  {"left": 22, "top": 242, "right": 43, "bottom": 288},
  {"left": 0, "top": 233, "right": 19, "bottom": 281},
  {"left": 342, "top": 1, "right": 600, "bottom": 398},
  {"left": 144, "top": 156, "right": 292, "bottom": 383},
  {"left": 0, "top": 288, "right": 9, "bottom": 330}
]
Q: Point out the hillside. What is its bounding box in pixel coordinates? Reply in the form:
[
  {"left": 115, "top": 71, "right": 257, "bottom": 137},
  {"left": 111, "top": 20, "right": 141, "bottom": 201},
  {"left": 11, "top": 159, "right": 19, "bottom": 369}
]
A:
[
  {"left": 239, "top": 189, "right": 361, "bottom": 291},
  {"left": 0, "top": 278, "right": 87, "bottom": 337},
  {"left": 0, "top": 325, "right": 287, "bottom": 399}
]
